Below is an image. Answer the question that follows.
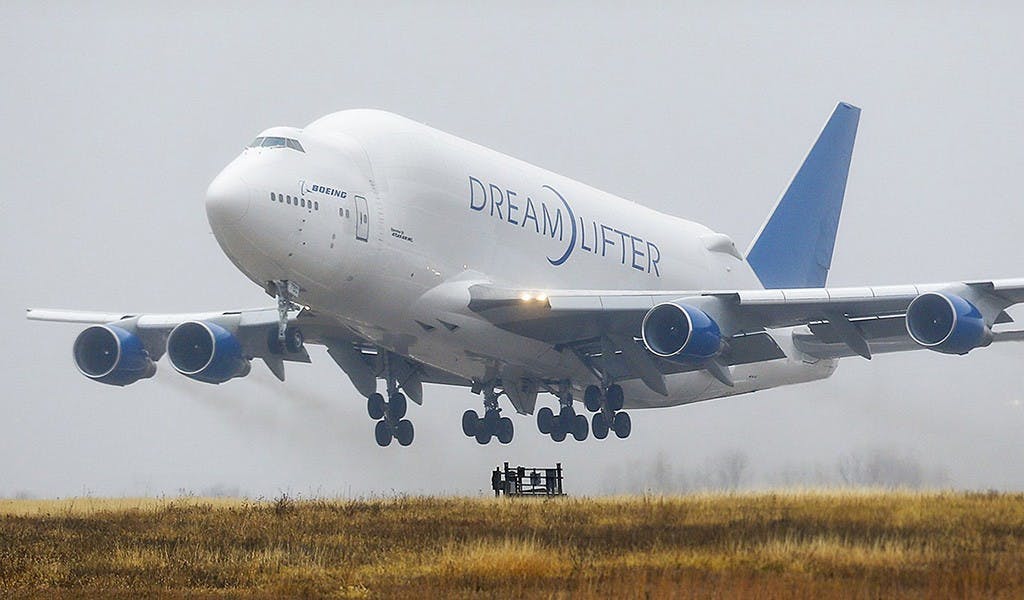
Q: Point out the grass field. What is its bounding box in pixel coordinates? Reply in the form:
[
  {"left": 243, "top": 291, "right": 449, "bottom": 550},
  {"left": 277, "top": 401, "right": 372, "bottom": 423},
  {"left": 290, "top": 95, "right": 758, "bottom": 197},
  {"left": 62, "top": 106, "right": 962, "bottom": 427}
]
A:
[{"left": 1, "top": 491, "right": 1023, "bottom": 598}]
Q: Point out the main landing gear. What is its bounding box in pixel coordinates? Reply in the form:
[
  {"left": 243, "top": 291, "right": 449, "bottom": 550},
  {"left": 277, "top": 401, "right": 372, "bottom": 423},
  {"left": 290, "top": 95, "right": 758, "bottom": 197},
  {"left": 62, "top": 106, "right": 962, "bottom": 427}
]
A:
[
  {"left": 536, "top": 385, "right": 590, "bottom": 443},
  {"left": 584, "top": 384, "right": 631, "bottom": 439},
  {"left": 536, "top": 383, "right": 631, "bottom": 442},
  {"left": 368, "top": 390, "right": 414, "bottom": 447},
  {"left": 462, "top": 386, "right": 514, "bottom": 445},
  {"left": 368, "top": 354, "right": 414, "bottom": 447}
]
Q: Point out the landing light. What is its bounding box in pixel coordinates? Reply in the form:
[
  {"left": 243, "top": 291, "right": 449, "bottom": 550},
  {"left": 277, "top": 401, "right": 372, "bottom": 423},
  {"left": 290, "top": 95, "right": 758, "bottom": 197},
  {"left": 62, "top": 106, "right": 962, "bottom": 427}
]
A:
[{"left": 519, "top": 292, "right": 548, "bottom": 303}]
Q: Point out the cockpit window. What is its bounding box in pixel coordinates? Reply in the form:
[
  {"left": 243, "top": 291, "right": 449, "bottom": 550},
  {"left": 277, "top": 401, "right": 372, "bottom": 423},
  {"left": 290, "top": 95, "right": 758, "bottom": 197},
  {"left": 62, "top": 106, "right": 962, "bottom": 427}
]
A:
[{"left": 249, "top": 136, "right": 305, "bottom": 152}]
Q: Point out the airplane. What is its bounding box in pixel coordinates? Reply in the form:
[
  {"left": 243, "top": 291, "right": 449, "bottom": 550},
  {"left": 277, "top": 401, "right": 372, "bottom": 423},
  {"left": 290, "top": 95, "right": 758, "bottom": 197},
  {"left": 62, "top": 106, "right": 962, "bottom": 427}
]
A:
[{"left": 27, "top": 102, "right": 1024, "bottom": 448}]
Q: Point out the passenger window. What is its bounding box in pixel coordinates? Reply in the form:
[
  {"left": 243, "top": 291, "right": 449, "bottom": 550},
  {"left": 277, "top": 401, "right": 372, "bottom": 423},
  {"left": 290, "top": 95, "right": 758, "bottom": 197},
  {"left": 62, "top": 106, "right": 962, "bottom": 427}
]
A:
[
  {"left": 314, "top": 201, "right": 319, "bottom": 210},
  {"left": 286, "top": 196, "right": 291, "bottom": 205},
  {"left": 271, "top": 192, "right": 276, "bottom": 202},
  {"left": 301, "top": 198, "right": 306, "bottom": 208},
  {"left": 346, "top": 209, "right": 350, "bottom": 218},
  {"left": 339, "top": 208, "right": 343, "bottom": 217}
]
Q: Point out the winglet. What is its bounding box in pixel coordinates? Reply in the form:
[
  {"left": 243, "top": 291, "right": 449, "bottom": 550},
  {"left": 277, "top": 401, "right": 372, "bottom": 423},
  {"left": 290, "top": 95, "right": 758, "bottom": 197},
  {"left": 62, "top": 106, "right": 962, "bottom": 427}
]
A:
[{"left": 746, "top": 102, "right": 860, "bottom": 289}]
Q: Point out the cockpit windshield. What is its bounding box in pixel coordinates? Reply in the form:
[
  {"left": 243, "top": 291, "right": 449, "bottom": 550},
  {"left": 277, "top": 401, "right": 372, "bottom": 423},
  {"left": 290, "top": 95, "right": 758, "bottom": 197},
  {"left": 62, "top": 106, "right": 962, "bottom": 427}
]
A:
[{"left": 248, "top": 136, "right": 304, "bottom": 152}]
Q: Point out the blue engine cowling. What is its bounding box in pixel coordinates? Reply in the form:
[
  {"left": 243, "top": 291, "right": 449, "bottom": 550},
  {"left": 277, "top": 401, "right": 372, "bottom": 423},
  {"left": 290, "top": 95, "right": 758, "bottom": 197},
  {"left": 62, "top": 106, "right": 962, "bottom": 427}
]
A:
[
  {"left": 73, "top": 325, "right": 156, "bottom": 386},
  {"left": 166, "top": 321, "right": 250, "bottom": 384},
  {"left": 905, "top": 292, "right": 992, "bottom": 355},
  {"left": 641, "top": 302, "right": 724, "bottom": 362}
]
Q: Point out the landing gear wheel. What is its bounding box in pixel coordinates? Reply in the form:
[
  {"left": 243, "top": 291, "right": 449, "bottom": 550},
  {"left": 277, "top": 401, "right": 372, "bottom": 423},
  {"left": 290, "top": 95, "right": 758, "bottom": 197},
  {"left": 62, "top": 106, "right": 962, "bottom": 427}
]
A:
[
  {"left": 572, "top": 414, "right": 589, "bottom": 441},
  {"left": 267, "top": 329, "right": 284, "bottom": 355},
  {"left": 583, "top": 385, "right": 602, "bottom": 412},
  {"left": 592, "top": 412, "right": 609, "bottom": 439},
  {"left": 475, "top": 427, "right": 491, "bottom": 445},
  {"left": 606, "top": 385, "right": 625, "bottom": 412},
  {"left": 537, "top": 407, "right": 554, "bottom": 434},
  {"left": 367, "top": 393, "right": 386, "bottom": 420},
  {"left": 497, "top": 417, "right": 514, "bottom": 444},
  {"left": 388, "top": 392, "right": 407, "bottom": 420},
  {"left": 285, "top": 327, "right": 304, "bottom": 353},
  {"left": 613, "top": 411, "right": 632, "bottom": 439},
  {"left": 462, "top": 409, "right": 479, "bottom": 437},
  {"left": 551, "top": 423, "right": 567, "bottom": 443},
  {"left": 395, "top": 419, "right": 414, "bottom": 446},
  {"left": 374, "top": 420, "right": 393, "bottom": 447}
]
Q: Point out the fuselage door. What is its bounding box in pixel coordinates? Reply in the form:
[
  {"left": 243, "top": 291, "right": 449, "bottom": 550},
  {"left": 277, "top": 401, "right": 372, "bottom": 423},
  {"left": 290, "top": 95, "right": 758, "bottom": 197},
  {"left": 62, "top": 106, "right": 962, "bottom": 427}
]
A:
[{"left": 354, "top": 195, "right": 369, "bottom": 242}]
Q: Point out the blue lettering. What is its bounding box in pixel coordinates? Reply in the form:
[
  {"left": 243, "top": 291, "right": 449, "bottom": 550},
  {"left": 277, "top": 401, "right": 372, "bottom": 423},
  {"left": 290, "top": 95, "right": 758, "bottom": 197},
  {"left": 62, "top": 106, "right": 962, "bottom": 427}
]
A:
[
  {"left": 542, "top": 203, "right": 563, "bottom": 241},
  {"left": 578, "top": 216, "right": 592, "bottom": 252},
  {"left": 506, "top": 190, "right": 519, "bottom": 225},
  {"left": 600, "top": 224, "right": 615, "bottom": 257},
  {"left": 614, "top": 228, "right": 629, "bottom": 264},
  {"left": 489, "top": 184, "right": 504, "bottom": 220},
  {"left": 647, "top": 241, "right": 661, "bottom": 276},
  {"left": 469, "top": 176, "right": 486, "bottom": 210},
  {"left": 522, "top": 197, "right": 539, "bottom": 233},
  {"left": 630, "top": 235, "right": 645, "bottom": 271}
]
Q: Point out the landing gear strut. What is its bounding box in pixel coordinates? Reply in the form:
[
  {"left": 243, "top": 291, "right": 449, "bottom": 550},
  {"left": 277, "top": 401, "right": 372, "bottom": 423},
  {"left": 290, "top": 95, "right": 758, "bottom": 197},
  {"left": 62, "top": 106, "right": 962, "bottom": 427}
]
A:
[
  {"left": 537, "top": 383, "right": 589, "bottom": 442},
  {"left": 584, "top": 383, "right": 631, "bottom": 439},
  {"left": 268, "top": 280, "right": 304, "bottom": 354},
  {"left": 462, "top": 385, "right": 514, "bottom": 445},
  {"left": 369, "top": 355, "right": 415, "bottom": 447}
]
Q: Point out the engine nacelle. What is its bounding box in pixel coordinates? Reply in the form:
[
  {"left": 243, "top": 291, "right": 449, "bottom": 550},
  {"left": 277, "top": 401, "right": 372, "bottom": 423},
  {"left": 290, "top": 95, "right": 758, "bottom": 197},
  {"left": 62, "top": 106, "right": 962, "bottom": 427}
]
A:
[
  {"left": 905, "top": 292, "right": 992, "bottom": 355},
  {"left": 641, "top": 302, "right": 724, "bottom": 362},
  {"left": 73, "top": 325, "right": 156, "bottom": 386},
  {"left": 166, "top": 321, "right": 250, "bottom": 384}
]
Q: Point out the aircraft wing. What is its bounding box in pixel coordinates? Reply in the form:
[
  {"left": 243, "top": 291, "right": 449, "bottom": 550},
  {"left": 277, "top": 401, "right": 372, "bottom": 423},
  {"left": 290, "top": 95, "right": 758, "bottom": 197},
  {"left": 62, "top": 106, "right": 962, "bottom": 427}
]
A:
[
  {"left": 26, "top": 306, "right": 467, "bottom": 393},
  {"left": 467, "top": 278, "right": 1024, "bottom": 393}
]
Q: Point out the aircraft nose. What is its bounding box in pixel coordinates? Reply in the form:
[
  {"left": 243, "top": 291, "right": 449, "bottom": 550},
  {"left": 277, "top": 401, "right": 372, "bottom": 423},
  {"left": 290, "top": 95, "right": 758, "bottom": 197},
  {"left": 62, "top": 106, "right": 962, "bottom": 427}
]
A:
[{"left": 205, "top": 164, "right": 253, "bottom": 228}]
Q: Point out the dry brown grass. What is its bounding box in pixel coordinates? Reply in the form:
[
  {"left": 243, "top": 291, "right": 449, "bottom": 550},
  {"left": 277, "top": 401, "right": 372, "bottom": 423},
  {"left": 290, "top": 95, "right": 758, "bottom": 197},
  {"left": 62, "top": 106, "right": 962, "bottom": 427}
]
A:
[{"left": 1, "top": 491, "right": 1023, "bottom": 598}]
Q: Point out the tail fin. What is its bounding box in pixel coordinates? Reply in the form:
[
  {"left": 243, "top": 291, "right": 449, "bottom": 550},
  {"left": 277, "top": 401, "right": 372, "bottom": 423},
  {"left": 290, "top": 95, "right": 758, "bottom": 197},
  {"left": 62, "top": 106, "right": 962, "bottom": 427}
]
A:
[{"left": 746, "top": 102, "right": 860, "bottom": 289}]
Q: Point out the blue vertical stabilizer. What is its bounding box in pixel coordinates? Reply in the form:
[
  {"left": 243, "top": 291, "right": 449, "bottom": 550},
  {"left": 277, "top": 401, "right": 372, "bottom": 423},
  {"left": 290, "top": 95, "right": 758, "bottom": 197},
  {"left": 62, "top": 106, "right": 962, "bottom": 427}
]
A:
[{"left": 746, "top": 102, "right": 860, "bottom": 289}]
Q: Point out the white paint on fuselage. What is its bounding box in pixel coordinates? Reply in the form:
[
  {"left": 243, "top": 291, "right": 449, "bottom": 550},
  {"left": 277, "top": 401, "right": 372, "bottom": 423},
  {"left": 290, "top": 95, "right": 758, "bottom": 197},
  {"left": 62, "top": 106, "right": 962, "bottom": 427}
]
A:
[{"left": 206, "top": 110, "right": 837, "bottom": 408}]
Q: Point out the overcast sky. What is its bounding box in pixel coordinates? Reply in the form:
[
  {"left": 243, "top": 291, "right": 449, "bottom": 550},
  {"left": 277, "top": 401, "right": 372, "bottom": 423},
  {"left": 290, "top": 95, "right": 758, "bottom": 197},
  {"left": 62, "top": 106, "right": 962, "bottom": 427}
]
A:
[{"left": 2, "top": 2, "right": 1023, "bottom": 498}]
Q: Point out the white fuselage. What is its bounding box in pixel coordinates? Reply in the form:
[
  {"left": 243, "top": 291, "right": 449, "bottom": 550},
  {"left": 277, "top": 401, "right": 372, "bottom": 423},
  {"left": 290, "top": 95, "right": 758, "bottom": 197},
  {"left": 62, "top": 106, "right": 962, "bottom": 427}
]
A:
[{"left": 206, "top": 110, "right": 836, "bottom": 409}]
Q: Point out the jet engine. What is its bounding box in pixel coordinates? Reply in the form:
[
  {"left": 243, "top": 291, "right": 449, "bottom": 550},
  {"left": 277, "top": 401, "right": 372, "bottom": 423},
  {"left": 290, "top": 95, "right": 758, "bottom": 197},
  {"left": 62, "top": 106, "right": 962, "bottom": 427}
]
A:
[
  {"left": 73, "top": 325, "right": 156, "bottom": 386},
  {"left": 641, "top": 302, "right": 724, "bottom": 362},
  {"left": 905, "top": 292, "right": 992, "bottom": 355},
  {"left": 166, "top": 321, "right": 250, "bottom": 384}
]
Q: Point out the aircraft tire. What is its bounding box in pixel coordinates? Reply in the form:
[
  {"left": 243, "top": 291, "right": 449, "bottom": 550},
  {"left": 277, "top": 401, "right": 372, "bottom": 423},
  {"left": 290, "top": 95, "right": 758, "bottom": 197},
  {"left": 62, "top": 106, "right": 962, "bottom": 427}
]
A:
[
  {"left": 583, "top": 385, "right": 602, "bottom": 412},
  {"left": 606, "top": 385, "right": 624, "bottom": 412},
  {"left": 396, "top": 419, "right": 414, "bottom": 446},
  {"left": 374, "top": 420, "right": 392, "bottom": 447},
  {"left": 285, "top": 327, "right": 304, "bottom": 353},
  {"left": 537, "top": 407, "right": 554, "bottom": 434},
  {"left": 367, "top": 393, "right": 386, "bottom": 420},
  {"left": 475, "top": 428, "right": 491, "bottom": 445},
  {"left": 462, "top": 409, "right": 479, "bottom": 437},
  {"left": 389, "top": 392, "right": 407, "bottom": 420},
  {"left": 592, "top": 412, "right": 609, "bottom": 439},
  {"left": 497, "top": 417, "right": 514, "bottom": 444},
  {"left": 551, "top": 425, "right": 567, "bottom": 442},
  {"left": 572, "top": 414, "right": 589, "bottom": 441},
  {"left": 613, "top": 411, "right": 631, "bottom": 439}
]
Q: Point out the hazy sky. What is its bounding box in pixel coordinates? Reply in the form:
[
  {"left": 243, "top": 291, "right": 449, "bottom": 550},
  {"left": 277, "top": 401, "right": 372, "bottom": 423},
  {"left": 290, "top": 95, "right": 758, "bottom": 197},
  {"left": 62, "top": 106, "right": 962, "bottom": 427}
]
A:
[{"left": 2, "top": 2, "right": 1023, "bottom": 497}]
